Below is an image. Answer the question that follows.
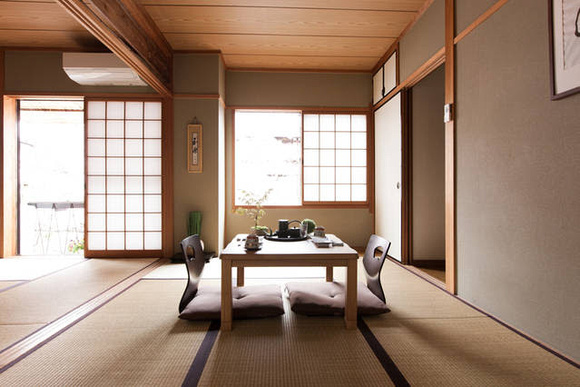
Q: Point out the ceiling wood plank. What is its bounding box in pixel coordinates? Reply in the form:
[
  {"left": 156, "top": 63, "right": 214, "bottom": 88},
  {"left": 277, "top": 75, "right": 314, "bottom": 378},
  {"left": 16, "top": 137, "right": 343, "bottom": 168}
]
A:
[
  {"left": 0, "top": 30, "right": 104, "bottom": 50},
  {"left": 55, "top": 0, "right": 173, "bottom": 96},
  {"left": 0, "top": 3, "right": 86, "bottom": 31},
  {"left": 146, "top": 6, "right": 415, "bottom": 38},
  {"left": 223, "top": 54, "right": 377, "bottom": 71}
]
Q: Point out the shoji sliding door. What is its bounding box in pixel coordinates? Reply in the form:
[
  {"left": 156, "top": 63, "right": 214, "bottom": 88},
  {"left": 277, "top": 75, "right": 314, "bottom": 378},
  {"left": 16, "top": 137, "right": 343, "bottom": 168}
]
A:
[{"left": 85, "top": 99, "right": 163, "bottom": 258}]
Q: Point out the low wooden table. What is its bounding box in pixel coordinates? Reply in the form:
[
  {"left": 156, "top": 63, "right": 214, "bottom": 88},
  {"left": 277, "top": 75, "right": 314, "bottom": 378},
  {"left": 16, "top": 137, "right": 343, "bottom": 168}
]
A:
[{"left": 220, "top": 234, "right": 359, "bottom": 331}]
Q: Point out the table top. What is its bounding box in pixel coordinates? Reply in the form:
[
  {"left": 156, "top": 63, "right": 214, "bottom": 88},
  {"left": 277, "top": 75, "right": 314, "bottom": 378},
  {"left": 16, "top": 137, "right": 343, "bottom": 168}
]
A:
[{"left": 220, "top": 233, "right": 358, "bottom": 261}]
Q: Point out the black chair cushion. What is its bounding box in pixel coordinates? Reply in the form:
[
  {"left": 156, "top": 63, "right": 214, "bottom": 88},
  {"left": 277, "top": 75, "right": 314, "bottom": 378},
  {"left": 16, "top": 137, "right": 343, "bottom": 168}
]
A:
[
  {"left": 285, "top": 281, "right": 389, "bottom": 316},
  {"left": 179, "top": 284, "right": 284, "bottom": 320}
]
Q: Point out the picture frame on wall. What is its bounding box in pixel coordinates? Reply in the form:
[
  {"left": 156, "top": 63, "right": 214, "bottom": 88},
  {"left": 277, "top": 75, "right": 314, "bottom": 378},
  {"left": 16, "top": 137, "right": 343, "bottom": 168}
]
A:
[
  {"left": 549, "top": 0, "right": 580, "bottom": 99},
  {"left": 187, "top": 124, "right": 202, "bottom": 173}
]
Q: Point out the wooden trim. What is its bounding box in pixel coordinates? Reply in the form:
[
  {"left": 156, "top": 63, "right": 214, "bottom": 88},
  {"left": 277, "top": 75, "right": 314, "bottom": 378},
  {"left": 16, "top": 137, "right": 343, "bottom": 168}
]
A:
[
  {"left": 162, "top": 98, "right": 174, "bottom": 258},
  {"left": 173, "top": 94, "right": 222, "bottom": 100},
  {"left": 406, "top": 87, "right": 414, "bottom": 265},
  {"left": 371, "top": 43, "right": 399, "bottom": 75},
  {"left": 2, "top": 97, "right": 18, "bottom": 257},
  {"left": 412, "top": 259, "right": 445, "bottom": 268},
  {"left": 0, "top": 51, "right": 4, "bottom": 258},
  {"left": 444, "top": 0, "right": 456, "bottom": 294},
  {"left": 401, "top": 90, "right": 410, "bottom": 265},
  {"left": 0, "top": 46, "right": 109, "bottom": 53},
  {"left": 454, "top": 0, "right": 510, "bottom": 44},
  {"left": 55, "top": 0, "right": 172, "bottom": 97},
  {"left": 226, "top": 67, "right": 371, "bottom": 74},
  {"left": 3, "top": 92, "right": 159, "bottom": 99},
  {"left": 84, "top": 250, "right": 163, "bottom": 258},
  {"left": 230, "top": 105, "right": 370, "bottom": 113}
]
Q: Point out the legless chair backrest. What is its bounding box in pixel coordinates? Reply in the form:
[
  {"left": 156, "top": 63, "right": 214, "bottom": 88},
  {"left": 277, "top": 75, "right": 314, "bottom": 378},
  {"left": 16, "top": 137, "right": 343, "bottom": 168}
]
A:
[
  {"left": 178, "top": 234, "right": 206, "bottom": 313},
  {"left": 362, "top": 234, "right": 391, "bottom": 303}
]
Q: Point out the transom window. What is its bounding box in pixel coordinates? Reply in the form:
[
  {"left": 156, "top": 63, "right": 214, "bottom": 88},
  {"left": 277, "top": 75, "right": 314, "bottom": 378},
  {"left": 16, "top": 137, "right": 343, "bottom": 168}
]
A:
[{"left": 234, "top": 110, "right": 368, "bottom": 206}]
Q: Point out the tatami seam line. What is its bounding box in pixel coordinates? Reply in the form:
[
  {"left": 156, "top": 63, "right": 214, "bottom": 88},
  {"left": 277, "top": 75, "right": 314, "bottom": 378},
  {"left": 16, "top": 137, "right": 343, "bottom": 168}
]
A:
[{"left": 181, "top": 320, "right": 220, "bottom": 387}]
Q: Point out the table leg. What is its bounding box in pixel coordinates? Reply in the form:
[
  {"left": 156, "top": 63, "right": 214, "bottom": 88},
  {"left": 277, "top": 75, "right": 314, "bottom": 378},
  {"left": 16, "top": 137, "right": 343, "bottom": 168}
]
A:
[
  {"left": 326, "top": 266, "right": 333, "bottom": 282},
  {"left": 237, "top": 267, "right": 245, "bottom": 287},
  {"left": 345, "top": 260, "right": 358, "bottom": 329},
  {"left": 221, "top": 259, "right": 233, "bottom": 331}
]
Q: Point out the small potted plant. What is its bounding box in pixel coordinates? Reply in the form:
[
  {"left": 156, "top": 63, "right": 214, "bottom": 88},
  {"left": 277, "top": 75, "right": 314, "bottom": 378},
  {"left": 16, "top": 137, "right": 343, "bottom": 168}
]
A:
[{"left": 235, "top": 189, "right": 272, "bottom": 236}]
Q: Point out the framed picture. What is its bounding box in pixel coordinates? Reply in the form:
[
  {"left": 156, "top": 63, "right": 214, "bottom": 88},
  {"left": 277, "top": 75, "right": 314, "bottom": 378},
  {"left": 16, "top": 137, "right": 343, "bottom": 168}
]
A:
[
  {"left": 549, "top": 0, "right": 580, "bottom": 99},
  {"left": 187, "top": 124, "right": 202, "bottom": 173}
]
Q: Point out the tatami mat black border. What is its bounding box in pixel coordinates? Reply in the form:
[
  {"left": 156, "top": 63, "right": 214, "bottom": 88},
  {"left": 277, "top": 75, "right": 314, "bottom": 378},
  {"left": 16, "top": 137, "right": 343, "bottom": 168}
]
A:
[{"left": 182, "top": 320, "right": 220, "bottom": 387}]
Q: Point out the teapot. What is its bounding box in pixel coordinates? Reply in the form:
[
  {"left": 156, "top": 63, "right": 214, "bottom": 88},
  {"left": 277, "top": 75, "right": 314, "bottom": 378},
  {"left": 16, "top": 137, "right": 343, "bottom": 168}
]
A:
[{"left": 277, "top": 219, "right": 301, "bottom": 238}]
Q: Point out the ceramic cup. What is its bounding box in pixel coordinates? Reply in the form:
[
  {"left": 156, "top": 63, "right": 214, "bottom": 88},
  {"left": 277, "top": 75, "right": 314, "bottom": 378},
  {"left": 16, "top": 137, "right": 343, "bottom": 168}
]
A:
[
  {"left": 245, "top": 234, "right": 260, "bottom": 249},
  {"left": 313, "top": 226, "right": 326, "bottom": 238}
]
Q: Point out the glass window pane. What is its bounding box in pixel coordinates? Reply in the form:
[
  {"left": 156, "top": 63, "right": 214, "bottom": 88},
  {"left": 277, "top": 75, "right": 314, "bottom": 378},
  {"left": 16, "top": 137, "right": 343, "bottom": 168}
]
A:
[
  {"left": 107, "top": 213, "right": 124, "bottom": 231},
  {"left": 144, "top": 121, "right": 161, "bottom": 138},
  {"left": 304, "top": 167, "right": 319, "bottom": 184},
  {"left": 304, "top": 114, "right": 319, "bottom": 132},
  {"left": 88, "top": 157, "right": 105, "bottom": 175},
  {"left": 144, "top": 176, "right": 161, "bottom": 194},
  {"left": 126, "top": 232, "right": 144, "bottom": 250},
  {"left": 352, "top": 114, "right": 367, "bottom": 132},
  {"left": 87, "top": 195, "right": 105, "bottom": 213},
  {"left": 107, "top": 158, "right": 124, "bottom": 175},
  {"left": 336, "top": 167, "right": 351, "bottom": 184},
  {"left": 144, "top": 139, "right": 161, "bottom": 157},
  {"left": 88, "top": 120, "right": 105, "bottom": 138},
  {"left": 336, "top": 150, "right": 351, "bottom": 167},
  {"left": 303, "top": 149, "right": 319, "bottom": 167},
  {"left": 352, "top": 150, "right": 366, "bottom": 167},
  {"left": 352, "top": 132, "right": 366, "bottom": 149},
  {"left": 88, "top": 176, "right": 105, "bottom": 194},
  {"left": 126, "top": 214, "right": 143, "bottom": 232},
  {"left": 320, "top": 185, "right": 335, "bottom": 201},
  {"left": 125, "top": 139, "right": 143, "bottom": 157},
  {"left": 126, "top": 102, "right": 143, "bottom": 119},
  {"left": 303, "top": 132, "right": 319, "bottom": 148},
  {"left": 352, "top": 167, "right": 366, "bottom": 184},
  {"left": 126, "top": 121, "right": 142, "bottom": 138},
  {"left": 107, "top": 232, "right": 125, "bottom": 249},
  {"left": 336, "top": 115, "right": 350, "bottom": 132},
  {"left": 87, "top": 139, "right": 105, "bottom": 157},
  {"left": 144, "top": 102, "right": 162, "bottom": 120},
  {"left": 88, "top": 214, "right": 105, "bottom": 231},
  {"left": 126, "top": 176, "right": 143, "bottom": 194},
  {"left": 352, "top": 185, "right": 366, "bottom": 201},
  {"left": 106, "top": 139, "right": 124, "bottom": 157},
  {"left": 144, "top": 195, "right": 161, "bottom": 212},
  {"left": 320, "top": 132, "right": 334, "bottom": 149},
  {"left": 88, "top": 101, "right": 105, "bottom": 119},
  {"left": 320, "top": 150, "right": 335, "bottom": 166},
  {"left": 107, "top": 195, "right": 124, "bottom": 212},
  {"left": 144, "top": 213, "right": 162, "bottom": 231},
  {"left": 303, "top": 185, "right": 319, "bottom": 201},
  {"left": 144, "top": 232, "right": 162, "bottom": 250},
  {"left": 336, "top": 185, "right": 351, "bottom": 201},
  {"left": 126, "top": 195, "right": 143, "bottom": 213},
  {"left": 88, "top": 232, "right": 105, "bottom": 250},
  {"left": 320, "top": 167, "right": 334, "bottom": 184},
  {"left": 107, "top": 101, "right": 124, "bottom": 119},
  {"left": 320, "top": 115, "right": 334, "bottom": 131},
  {"left": 144, "top": 158, "right": 161, "bottom": 175},
  {"left": 107, "top": 176, "right": 124, "bottom": 194},
  {"left": 336, "top": 132, "right": 350, "bottom": 149},
  {"left": 125, "top": 158, "right": 143, "bottom": 176},
  {"left": 107, "top": 120, "right": 124, "bottom": 138}
]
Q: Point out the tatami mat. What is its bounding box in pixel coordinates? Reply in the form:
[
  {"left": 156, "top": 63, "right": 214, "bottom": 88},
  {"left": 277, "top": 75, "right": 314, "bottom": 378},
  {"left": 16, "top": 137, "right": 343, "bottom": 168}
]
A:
[
  {"left": 0, "top": 280, "right": 209, "bottom": 386},
  {"left": 0, "top": 256, "right": 86, "bottom": 281},
  {"left": 0, "top": 282, "right": 23, "bottom": 292},
  {"left": 0, "top": 325, "right": 44, "bottom": 351}
]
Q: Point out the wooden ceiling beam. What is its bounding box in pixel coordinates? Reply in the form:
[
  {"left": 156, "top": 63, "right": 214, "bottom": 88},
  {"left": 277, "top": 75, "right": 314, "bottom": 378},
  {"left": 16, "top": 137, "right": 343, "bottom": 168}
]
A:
[{"left": 55, "top": 0, "right": 173, "bottom": 97}]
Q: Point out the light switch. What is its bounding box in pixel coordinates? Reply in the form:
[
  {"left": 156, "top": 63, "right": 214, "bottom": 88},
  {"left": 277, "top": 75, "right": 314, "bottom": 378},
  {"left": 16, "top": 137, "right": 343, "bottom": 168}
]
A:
[{"left": 444, "top": 103, "right": 453, "bottom": 123}]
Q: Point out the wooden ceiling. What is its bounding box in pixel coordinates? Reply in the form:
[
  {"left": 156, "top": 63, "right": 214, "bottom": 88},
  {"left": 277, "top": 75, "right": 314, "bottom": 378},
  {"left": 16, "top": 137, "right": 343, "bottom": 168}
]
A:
[{"left": 0, "top": 0, "right": 428, "bottom": 72}]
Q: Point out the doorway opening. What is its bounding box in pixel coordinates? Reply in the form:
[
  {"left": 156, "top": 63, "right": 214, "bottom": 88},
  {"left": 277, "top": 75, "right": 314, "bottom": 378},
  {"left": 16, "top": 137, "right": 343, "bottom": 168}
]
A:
[
  {"left": 408, "top": 64, "right": 446, "bottom": 284},
  {"left": 18, "top": 99, "right": 85, "bottom": 256}
]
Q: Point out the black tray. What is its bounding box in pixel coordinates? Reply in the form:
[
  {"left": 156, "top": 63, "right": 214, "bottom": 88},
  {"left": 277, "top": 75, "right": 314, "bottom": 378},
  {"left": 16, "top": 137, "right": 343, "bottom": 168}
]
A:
[{"left": 264, "top": 234, "right": 307, "bottom": 242}]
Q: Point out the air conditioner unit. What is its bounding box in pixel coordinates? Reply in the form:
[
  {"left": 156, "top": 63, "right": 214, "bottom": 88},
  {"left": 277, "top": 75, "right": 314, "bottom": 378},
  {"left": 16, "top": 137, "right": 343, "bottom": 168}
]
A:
[{"left": 62, "top": 53, "right": 148, "bottom": 87}]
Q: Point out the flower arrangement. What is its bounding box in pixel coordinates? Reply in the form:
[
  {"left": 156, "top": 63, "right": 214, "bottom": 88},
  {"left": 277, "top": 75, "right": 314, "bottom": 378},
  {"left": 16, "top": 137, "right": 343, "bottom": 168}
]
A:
[
  {"left": 67, "top": 238, "right": 84, "bottom": 254},
  {"left": 235, "top": 189, "right": 272, "bottom": 235}
]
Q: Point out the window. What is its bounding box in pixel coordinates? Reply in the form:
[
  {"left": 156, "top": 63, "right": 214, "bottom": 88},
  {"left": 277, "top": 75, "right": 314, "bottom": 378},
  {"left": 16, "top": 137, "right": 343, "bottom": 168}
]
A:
[{"left": 234, "top": 110, "right": 368, "bottom": 206}]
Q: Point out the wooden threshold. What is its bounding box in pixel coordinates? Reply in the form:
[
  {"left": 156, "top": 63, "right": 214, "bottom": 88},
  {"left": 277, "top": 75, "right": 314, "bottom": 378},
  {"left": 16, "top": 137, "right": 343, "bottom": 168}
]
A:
[{"left": 0, "top": 258, "right": 166, "bottom": 372}]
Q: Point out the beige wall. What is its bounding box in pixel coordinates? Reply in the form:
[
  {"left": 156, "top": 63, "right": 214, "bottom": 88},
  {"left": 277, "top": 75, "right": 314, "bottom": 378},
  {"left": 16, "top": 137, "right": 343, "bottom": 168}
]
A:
[
  {"left": 411, "top": 64, "right": 445, "bottom": 261},
  {"left": 224, "top": 71, "right": 373, "bottom": 248},
  {"left": 456, "top": 0, "right": 580, "bottom": 361}
]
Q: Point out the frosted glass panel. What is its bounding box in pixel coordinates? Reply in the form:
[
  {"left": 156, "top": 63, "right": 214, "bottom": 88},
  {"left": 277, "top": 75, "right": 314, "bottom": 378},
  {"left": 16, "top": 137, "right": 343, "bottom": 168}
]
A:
[
  {"left": 304, "top": 167, "right": 318, "bottom": 184},
  {"left": 336, "top": 150, "right": 350, "bottom": 167},
  {"left": 125, "top": 158, "right": 143, "bottom": 175},
  {"left": 320, "top": 167, "right": 334, "bottom": 184},
  {"left": 303, "top": 132, "right": 319, "bottom": 148},
  {"left": 144, "top": 102, "right": 162, "bottom": 119},
  {"left": 144, "top": 139, "right": 161, "bottom": 157},
  {"left": 126, "top": 176, "right": 143, "bottom": 194},
  {"left": 144, "top": 213, "right": 162, "bottom": 231},
  {"left": 88, "top": 176, "right": 105, "bottom": 194},
  {"left": 87, "top": 139, "right": 105, "bottom": 157},
  {"left": 107, "top": 214, "right": 124, "bottom": 231},
  {"left": 126, "top": 102, "right": 143, "bottom": 119},
  {"left": 88, "top": 214, "right": 105, "bottom": 231},
  {"left": 107, "top": 195, "right": 124, "bottom": 212},
  {"left": 336, "top": 115, "right": 350, "bottom": 132},
  {"left": 320, "top": 150, "right": 334, "bottom": 166},
  {"left": 144, "top": 232, "right": 162, "bottom": 249},
  {"left": 144, "top": 195, "right": 161, "bottom": 212},
  {"left": 352, "top": 185, "right": 366, "bottom": 201},
  {"left": 87, "top": 195, "right": 105, "bottom": 212},
  {"left": 126, "top": 195, "right": 143, "bottom": 213},
  {"left": 352, "top": 132, "right": 366, "bottom": 149},
  {"left": 303, "top": 150, "right": 319, "bottom": 166},
  {"left": 320, "top": 132, "right": 334, "bottom": 149},
  {"left": 126, "top": 214, "right": 143, "bottom": 231},
  {"left": 125, "top": 121, "right": 142, "bottom": 138},
  {"left": 336, "top": 185, "right": 351, "bottom": 201},
  {"left": 107, "top": 139, "right": 124, "bottom": 157},
  {"left": 125, "top": 139, "right": 143, "bottom": 157},
  {"left": 88, "top": 101, "right": 105, "bottom": 119},
  {"left": 88, "top": 157, "right": 105, "bottom": 175},
  {"left": 107, "top": 101, "right": 124, "bottom": 119},
  {"left": 144, "top": 158, "right": 161, "bottom": 175},
  {"left": 320, "top": 115, "right": 334, "bottom": 131},
  {"left": 88, "top": 232, "right": 105, "bottom": 250},
  {"left": 88, "top": 120, "right": 105, "bottom": 138},
  {"left": 336, "top": 167, "right": 351, "bottom": 184},
  {"left": 320, "top": 185, "right": 334, "bottom": 201},
  {"left": 352, "top": 167, "right": 366, "bottom": 184},
  {"left": 107, "top": 233, "right": 125, "bottom": 249},
  {"left": 144, "top": 121, "right": 161, "bottom": 138},
  {"left": 304, "top": 185, "right": 319, "bottom": 201},
  {"left": 106, "top": 158, "right": 124, "bottom": 175},
  {"left": 107, "top": 120, "right": 124, "bottom": 138},
  {"left": 352, "top": 150, "right": 366, "bottom": 167},
  {"left": 352, "top": 115, "right": 366, "bottom": 131},
  {"left": 126, "top": 233, "right": 144, "bottom": 250},
  {"left": 107, "top": 176, "right": 124, "bottom": 194},
  {"left": 144, "top": 176, "right": 161, "bottom": 194}
]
